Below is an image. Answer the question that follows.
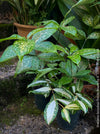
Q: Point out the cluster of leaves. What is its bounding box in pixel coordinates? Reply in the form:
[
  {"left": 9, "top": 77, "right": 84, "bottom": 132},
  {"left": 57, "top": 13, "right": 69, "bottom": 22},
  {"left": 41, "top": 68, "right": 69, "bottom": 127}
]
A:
[
  {"left": 0, "top": 17, "right": 99, "bottom": 124},
  {"left": 57, "top": 0, "right": 100, "bottom": 48}
]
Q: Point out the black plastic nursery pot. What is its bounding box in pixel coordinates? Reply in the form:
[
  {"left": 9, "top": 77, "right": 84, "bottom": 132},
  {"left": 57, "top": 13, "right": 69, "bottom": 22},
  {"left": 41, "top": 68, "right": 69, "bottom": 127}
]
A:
[
  {"left": 34, "top": 94, "right": 51, "bottom": 111},
  {"left": 57, "top": 108, "right": 81, "bottom": 131}
]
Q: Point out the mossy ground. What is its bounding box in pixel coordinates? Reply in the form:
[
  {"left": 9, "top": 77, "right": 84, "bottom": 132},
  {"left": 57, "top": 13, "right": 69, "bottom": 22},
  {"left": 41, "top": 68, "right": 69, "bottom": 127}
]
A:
[{"left": 0, "top": 95, "right": 42, "bottom": 126}]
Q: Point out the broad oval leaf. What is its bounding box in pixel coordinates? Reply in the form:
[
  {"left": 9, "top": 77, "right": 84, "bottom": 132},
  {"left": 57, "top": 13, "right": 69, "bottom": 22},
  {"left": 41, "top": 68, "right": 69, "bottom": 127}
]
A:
[
  {"left": 61, "top": 108, "right": 71, "bottom": 123},
  {"left": 35, "top": 41, "right": 57, "bottom": 53},
  {"left": 53, "top": 88, "right": 72, "bottom": 99},
  {"left": 29, "top": 87, "right": 51, "bottom": 95},
  {"left": 15, "top": 56, "right": 40, "bottom": 75},
  {"left": 13, "top": 39, "right": 35, "bottom": 57},
  {"left": 27, "top": 20, "right": 59, "bottom": 43},
  {"left": 0, "top": 45, "right": 17, "bottom": 62},
  {"left": 28, "top": 80, "right": 47, "bottom": 88},
  {"left": 44, "top": 100, "right": 58, "bottom": 125}
]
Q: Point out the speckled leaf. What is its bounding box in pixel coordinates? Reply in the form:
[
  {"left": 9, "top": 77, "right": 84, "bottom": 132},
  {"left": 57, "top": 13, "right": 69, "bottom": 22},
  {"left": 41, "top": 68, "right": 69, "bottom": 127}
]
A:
[
  {"left": 53, "top": 88, "right": 72, "bottom": 99},
  {"left": 82, "top": 15, "right": 93, "bottom": 27},
  {"left": 0, "top": 45, "right": 17, "bottom": 62},
  {"left": 27, "top": 21, "right": 59, "bottom": 43},
  {"left": 44, "top": 100, "right": 58, "bottom": 125},
  {"left": 13, "top": 40, "right": 35, "bottom": 57},
  {"left": 29, "top": 87, "right": 51, "bottom": 95},
  {"left": 88, "top": 32, "right": 100, "bottom": 39},
  {"left": 61, "top": 109, "right": 71, "bottom": 123},
  {"left": 35, "top": 41, "right": 57, "bottom": 53},
  {"left": 28, "top": 80, "right": 47, "bottom": 88},
  {"left": 68, "top": 54, "right": 81, "bottom": 65},
  {"left": 15, "top": 56, "right": 40, "bottom": 74},
  {"left": 0, "top": 34, "right": 25, "bottom": 43}
]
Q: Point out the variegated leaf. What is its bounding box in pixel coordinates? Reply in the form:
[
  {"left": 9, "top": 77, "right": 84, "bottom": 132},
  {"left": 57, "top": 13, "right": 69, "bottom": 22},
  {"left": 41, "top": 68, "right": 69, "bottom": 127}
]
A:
[
  {"left": 44, "top": 100, "right": 58, "bottom": 125},
  {"left": 61, "top": 108, "right": 71, "bottom": 123}
]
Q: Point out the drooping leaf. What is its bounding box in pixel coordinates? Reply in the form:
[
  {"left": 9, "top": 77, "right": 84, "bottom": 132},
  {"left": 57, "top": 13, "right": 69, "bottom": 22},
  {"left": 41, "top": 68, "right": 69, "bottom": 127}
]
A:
[
  {"left": 34, "top": 41, "right": 57, "bottom": 53},
  {"left": 76, "top": 93, "right": 92, "bottom": 109},
  {"left": 13, "top": 39, "right": 35, "bottom": 58},
  {"left": 29, "top": 87, "right": 51, "bottom": 95},
  {"left": 76, "top": 100, "right": 87, "bottom": 114},
  {"left": 53, "top": 88, "right": 72, "bottom": 99},
  {"left": 15, "top": 56, "right": 40, "bottom": 75},
  {"left": 61, "top": 108, "right": 71, "bottom": 123},
  {"left": 28, "top": 80, "right": 47, "bottom": 88},
  {"left": 0, "top": 34, "right": 25, "bottom": 43},
  {"left": 44, "top": 100, "right": 58, "bottom": 125},
  {"left": 0, "top": 45, "right": 17, "bottom": 62}
]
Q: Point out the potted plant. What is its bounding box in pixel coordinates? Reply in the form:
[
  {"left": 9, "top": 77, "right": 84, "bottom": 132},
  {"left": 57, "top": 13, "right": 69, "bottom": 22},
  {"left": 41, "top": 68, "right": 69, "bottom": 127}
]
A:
[
  {"left": 1, "top": 0, "right": 57, "bottom": 37},
  {"left": 0, "top": 0, "right": 99, "bottom": 130}
]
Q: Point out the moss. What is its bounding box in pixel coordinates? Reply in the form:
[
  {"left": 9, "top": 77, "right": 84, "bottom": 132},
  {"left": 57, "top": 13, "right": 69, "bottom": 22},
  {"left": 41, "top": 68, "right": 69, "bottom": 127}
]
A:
[{"left": 0, "top": 95, "right": 42, "bottom": 126}]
